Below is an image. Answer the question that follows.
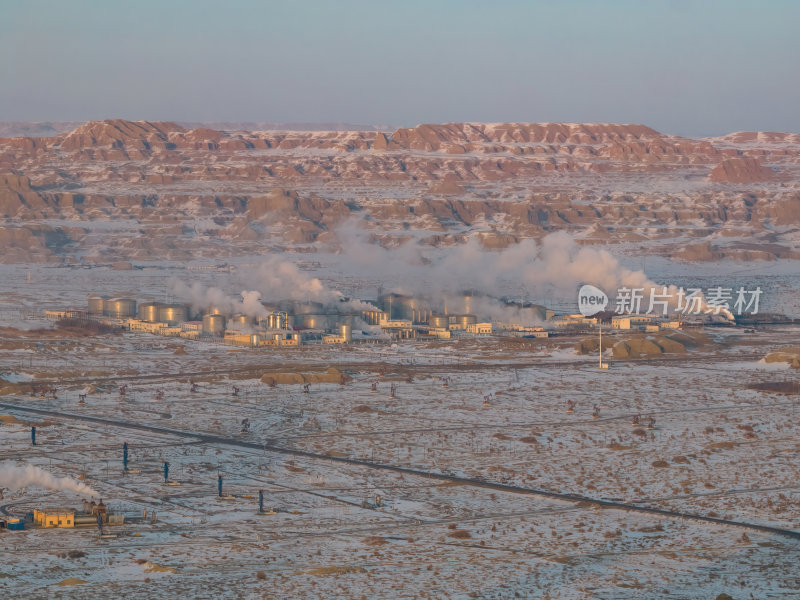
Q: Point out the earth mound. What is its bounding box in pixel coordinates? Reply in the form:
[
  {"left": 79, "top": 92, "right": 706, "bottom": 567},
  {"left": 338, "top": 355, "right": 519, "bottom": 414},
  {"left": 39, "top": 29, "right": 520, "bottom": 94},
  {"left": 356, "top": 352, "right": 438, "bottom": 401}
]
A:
[
  {"left": 763, "top": 346, "right": 800, "bottom": 368},
  {"left": 261, "top": 367, "right": 344, "bottom": 385}
]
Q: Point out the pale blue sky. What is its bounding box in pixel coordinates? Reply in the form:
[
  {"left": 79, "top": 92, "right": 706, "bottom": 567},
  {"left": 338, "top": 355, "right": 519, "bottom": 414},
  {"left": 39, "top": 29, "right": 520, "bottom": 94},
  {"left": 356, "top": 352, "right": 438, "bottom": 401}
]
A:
[{"left": 1, "top": 0, "right": 798, "bottom": 135}]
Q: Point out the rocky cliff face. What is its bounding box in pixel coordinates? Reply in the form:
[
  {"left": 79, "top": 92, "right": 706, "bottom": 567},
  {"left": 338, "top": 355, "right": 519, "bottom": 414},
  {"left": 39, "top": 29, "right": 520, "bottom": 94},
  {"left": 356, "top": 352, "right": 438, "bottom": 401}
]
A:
[{"left": 0, "top": 120, "right": 798, "bottom": 263}]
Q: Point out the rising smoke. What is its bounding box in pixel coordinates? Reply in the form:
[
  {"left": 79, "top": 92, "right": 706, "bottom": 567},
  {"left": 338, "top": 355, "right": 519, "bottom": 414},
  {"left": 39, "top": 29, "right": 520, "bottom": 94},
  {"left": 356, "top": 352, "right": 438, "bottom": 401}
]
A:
[
  {"left": 333, "top": 225, "right": 717, "bottom": 319},
  {"left": 0, "top": 463, "right": 97, "bottom": 495},
  {"left": 168, "top": 281, "right": 269, "bottom": 318},
  {"left": 170, "top": 255, "right": 380, "bottom": 316},
  {"left": 170, "top": 222, "right": 726, "bottom": 321},
  {"left": 335, "top": 227, "right": 653, "bottom": 296}
]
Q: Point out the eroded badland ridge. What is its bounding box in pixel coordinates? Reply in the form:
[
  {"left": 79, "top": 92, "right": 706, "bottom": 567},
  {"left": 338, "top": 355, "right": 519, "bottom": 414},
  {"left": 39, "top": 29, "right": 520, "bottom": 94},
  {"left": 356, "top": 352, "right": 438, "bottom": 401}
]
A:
[{"left": 0, "top": 120, "right": 798, "bottom": 263}]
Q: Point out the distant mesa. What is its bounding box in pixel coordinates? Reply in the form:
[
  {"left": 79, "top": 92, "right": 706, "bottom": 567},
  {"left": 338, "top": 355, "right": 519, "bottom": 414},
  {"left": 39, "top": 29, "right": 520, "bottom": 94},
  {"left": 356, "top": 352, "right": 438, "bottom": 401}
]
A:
[
  {"left": 380, "top": 122, "right": 663, "bottom": 151},
  {"left": 708, "top": 157, "right": 776, "bottom": 183},
  {"left": 0, "top": 118, "right": 798, "bottom": 264},
  {"left": 58, "top": 119, "right": 184, "bottom": 152}
]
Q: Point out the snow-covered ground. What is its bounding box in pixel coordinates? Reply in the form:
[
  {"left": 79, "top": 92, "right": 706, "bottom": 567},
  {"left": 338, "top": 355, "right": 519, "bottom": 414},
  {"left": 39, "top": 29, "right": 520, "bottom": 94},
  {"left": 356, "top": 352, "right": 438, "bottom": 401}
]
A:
[{"left": 1, "top": 281, "right": 799, "bottom": 597}]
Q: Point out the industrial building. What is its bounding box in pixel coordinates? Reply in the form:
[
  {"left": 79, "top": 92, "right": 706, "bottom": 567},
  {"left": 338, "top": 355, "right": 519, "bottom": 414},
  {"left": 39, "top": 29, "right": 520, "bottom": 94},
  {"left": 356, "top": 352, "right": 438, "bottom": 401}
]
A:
[
  {"left": 550, "top": 314, "right": 598, "bottom": 329},
  {"left": 323, "top": 324, "right": 353, "bottom": 344},
  {"left": 33, "top": 508, "right": 75, "bottom": 528},
  {"left": 28, "top": 500, "right": 122, "bottom": 529},
  {"left": 611, "top": 315, "right": 653, "bottom": 330},
  {"left": 0, "top": 517, "right": 25, "bottom": 530},
  {"left": 466, "top": 322, "right": 493, "bottom": 335}
]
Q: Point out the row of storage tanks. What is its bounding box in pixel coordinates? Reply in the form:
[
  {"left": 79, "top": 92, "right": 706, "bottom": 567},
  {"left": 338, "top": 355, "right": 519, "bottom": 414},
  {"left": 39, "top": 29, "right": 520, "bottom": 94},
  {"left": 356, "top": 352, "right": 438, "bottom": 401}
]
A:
[
  {"left": 88, "top": 295, "right": 139, "bottom": 319},
  {"left": 138, "top": 302, "right": 188, "bottom": 325},
  {"left": 201, "top": 308, "right": 292, "bottom": 335},
  {"left": 376, "top": 293, "right": 477, "bottom": 328},
  {"left": 89, "top": 295, "right": 297, "bottom": 335},
  {"left": 88, "top": 293, "right": 479, "bottom": 335}
]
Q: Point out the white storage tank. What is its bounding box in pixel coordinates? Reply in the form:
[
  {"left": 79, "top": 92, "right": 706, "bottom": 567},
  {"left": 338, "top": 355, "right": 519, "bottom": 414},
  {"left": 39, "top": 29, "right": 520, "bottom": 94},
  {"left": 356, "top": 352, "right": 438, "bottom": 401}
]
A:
[
  {"left": 202, "top": 313, "right": 226, "bottom": 335},
  {"left": 267, "top": 312, "right": 288, "bottom": 330},
  {"left": 456, "top": 314, "right": 478, "bottom": 329},
  {"left": 88, "top": 295, "right": 106, "bottom": 315},
  {"left": 229, "top": 314, "right": 252, "bottom": 329},
  {"left": 429, "top": 314, "right": 449, "bottom": 328},
  {"left": 157, "top": 304, "right": 187, "bottom": 325},
  {"left": 104, "top": 298, "right": 137, "bottom": 318},
  {"left": 138, "top": 302, "right": 159, "bottom": 322}
]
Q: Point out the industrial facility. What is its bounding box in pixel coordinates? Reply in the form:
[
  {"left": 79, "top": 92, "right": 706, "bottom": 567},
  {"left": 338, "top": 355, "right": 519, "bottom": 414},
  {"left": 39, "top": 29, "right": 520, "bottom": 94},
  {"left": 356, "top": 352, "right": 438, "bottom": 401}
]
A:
[
  {"left": 45, "top": 290, "right": 683, "bottom": 348},
  {"left": 44, "top": 291, "right": 549, "bottom": 347},
  {"left": 1, "top": 500, "right": 123, "bottom": 531}
]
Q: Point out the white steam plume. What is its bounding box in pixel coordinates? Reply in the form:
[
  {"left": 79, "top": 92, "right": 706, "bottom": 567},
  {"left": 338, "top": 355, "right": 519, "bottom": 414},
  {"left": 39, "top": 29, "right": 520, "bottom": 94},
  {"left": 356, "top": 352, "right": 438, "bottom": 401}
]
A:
[
  {"left": 248, "top": 256, "right": 381, "bottom": 311},
  {"left": 171, "top": 255, "right": 380, "bottom": 315},
  {"left": 334, "top": 223, "right": 732, "bottom": 319},
  {"left": 0, "top": 463, "right": 97, "bottom": 495},
  {"left": 168, "top": 281, "right": 269, "bottom": 318},
  {"left": 250, "top": 257, "right": 328, "bottom": 302},
  {"left": 337, "top": 228, "right": 653, "bottom": 297},
  {"left": 171, "top": 222, "right": 728, "bottom": 321}
]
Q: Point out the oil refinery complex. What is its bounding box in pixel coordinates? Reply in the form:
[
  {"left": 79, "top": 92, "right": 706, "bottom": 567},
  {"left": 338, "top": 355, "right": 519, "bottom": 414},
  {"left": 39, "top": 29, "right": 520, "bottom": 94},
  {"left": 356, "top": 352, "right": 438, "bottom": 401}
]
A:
[
  {"left": 43, "top": 292, "right": 548, "bottom": 347},
  {"left": 38, "top": 291, "right": 697, "bottom": 350}
]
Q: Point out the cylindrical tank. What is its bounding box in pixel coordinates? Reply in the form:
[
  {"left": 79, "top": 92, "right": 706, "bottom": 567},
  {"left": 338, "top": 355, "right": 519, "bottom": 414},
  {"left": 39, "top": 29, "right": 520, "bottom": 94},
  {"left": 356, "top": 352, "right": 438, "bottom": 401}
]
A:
[
  {"left": 339, "top": 324, "right": 352, "bottom": 342},
  {"left": 202, "top": 313, "right": 226, "bottom": 335},
  {"left": 293, "top": 301, "right": 324, "bottom": 315},
  {"left": 361, "top": 310, "right": 387, "bottom": 326},
  {"left": 381, "top": 294, "right": 416, "bottom": 321},
  {"left": 456, "top": 314, "right": 478, "bottom": 328},
  {"left": 88, "top": 295, "right": 106, "bottom": 315},
  {"left": 430, "top": 314, "right": 449, "bottom": 328},
  {"left": 267, "top": 312, "right": 288, "bottom": 330},
  {"left": 104, "top": 298, "right": 137, "bottom": 318},
  {"left": 138, "top": 302, "right": 159, "bottom": 322},
  {"left": 229, "top": 314, "right": 252, "bottom": 329},
  {"left": 413, "top": 308, "right": 431, "bottom": 324},
  {"left": 204, "top": 306, "right": 225, "bottom": 316},
  {"left": 297, "top": 314, "right": 330, "bottom": 330},
  {"left": 157, "top": 304, "right": 187, "bottom": 325}
]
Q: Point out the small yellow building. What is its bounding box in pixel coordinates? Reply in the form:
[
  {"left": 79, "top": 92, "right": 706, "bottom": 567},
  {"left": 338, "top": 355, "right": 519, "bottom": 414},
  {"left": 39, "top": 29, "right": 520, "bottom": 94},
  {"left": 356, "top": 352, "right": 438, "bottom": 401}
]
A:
[
  {"left": 611, "top": 315, "right": 652, "bottom": 330},
  {"left": 466, "top": 322, "right": 493, "bottom": 335},
  {"left": 127, "top": 319, "right": 168, "bottom": 333},
  {"left": 426, "top": 327, "right": 451, "bottom": 339},
  {"left": 33, "top": 508, "right": 75, "bottom": 528}
]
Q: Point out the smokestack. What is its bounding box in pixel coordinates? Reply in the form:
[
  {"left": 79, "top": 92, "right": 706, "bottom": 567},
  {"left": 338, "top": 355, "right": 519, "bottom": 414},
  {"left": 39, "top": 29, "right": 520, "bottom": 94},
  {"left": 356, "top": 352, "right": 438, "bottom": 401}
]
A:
[
  {"left": 123, "top": 442, "right": 128, "bottom": 472},
  {"left": 258, "top": 489, "right": 264, "bottom": 513},
  {"left": 218, "top": 474, "right": 223, "bottom": 497},
  {"left": 163, "top": 461, "right": 169, "bottom": 484},
  {"left": 31, "top": 426, "right": 36, "bottom": 446}
]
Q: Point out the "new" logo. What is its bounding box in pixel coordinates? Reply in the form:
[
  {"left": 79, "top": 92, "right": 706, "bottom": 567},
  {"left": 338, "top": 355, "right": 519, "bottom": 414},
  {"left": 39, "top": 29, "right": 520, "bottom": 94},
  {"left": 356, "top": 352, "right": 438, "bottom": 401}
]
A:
[{"left": 577, "top": 284, "right": 608, "bottom": 317}]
